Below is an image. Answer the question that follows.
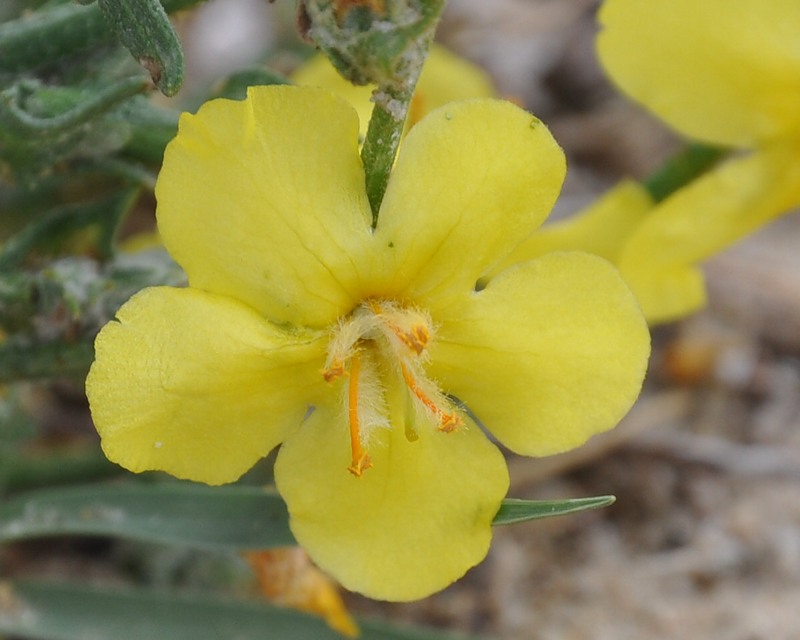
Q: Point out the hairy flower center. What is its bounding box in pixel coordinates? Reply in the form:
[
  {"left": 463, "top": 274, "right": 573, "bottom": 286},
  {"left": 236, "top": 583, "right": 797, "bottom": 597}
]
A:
[{"left": 322, "top": 299, "right": 463, "bottom": 477}]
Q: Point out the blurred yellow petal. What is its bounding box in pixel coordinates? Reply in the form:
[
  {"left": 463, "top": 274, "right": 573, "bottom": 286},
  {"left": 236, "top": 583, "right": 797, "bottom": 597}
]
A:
[
  {"left": 408, "top": 44, "right": 495, "bottom": 126},
  {"left": 619, "top": 264, "right": 706, "bottom": 326},
  {"left": 618, "top": 142, "right": 800, "bottom": 322},
  {"left": 429, "top": 252, "right": 650, "bottom": 456},
  {"left": 275, "top": 400, "right": 508, "bottom": 602},
  {"left": 290, "top": 55, "right": 375, "bottom": 135},
  {"left": 292, "top": 45, "right": 494, "bottom": 136},
  {"left": 118, "top": 230, "right": 161, "bottom": 253},
  {"left": 87, "top": 287, "right": 328, "bottom": 485},
  {"left": 367, "top": 99, "right": 565, "bottom": 304},
  {"left": 156, "top": 85, "right": 373, "bottom": 329},
  {"left": 245, "top": 548, "right": 359, "bottom": 638},
  {"left": 493, "top": 180, "right": 652, "bottom": 274},
  {"left": 597, "top": 0, "right": 800, "bottom": 147}
]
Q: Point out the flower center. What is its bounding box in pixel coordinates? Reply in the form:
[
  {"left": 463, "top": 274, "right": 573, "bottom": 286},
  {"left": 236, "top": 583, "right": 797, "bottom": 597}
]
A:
[{"left": 322, "top": 299, "right": 463, "bottom": 477}]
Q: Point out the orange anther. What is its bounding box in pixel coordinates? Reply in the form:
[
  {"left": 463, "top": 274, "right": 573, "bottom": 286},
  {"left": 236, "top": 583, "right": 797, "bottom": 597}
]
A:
[
  {"left": 398, "top": 324, "right": 429, "bottom": 355},
  {"left": 400, "top": 363, "right": 462, "bottom": 432},
  {"left": 322, "top": 360, "right": 346, "bottom": 383},
  {"left": 438, "top": 412, "right": 463, "bottom": 433},
  {"left": 348, "top": 453, "right": 373, "bottom": 477}
]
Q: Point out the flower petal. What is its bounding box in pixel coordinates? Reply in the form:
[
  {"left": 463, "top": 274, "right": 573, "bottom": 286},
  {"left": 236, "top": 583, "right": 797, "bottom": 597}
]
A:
[
  {"left": 365, "top": 99, "right": 565, "bottom": 303},
  {"left": 274, "top": 402, "right": 509, "bottom": 601},
  {"left": 429, "top": 252, "right": 650, "bottom": 456},
  {"left": 86, "top": 287, "right": 328, "bottom": 485},
  {"left": 618, "top": 143, "right": 800, "bottom": 323},
  {"left": 597, "top": 0, "right": 800, "bottom": 146},
  {"left": 156, "top": 85, "right": 373, "bottom": 329},
  {"left": 490, "top": 180, "right": 652, "bottom": 275}
]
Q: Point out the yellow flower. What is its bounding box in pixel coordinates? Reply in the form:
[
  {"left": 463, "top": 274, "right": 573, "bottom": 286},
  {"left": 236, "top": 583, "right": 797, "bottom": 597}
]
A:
[
  {"left": 291, "top": 44, "right": 494, "bottom": 137},
  {"left": 590, "top": 0, "right": 800, "bottom": 322},
  {"left": 86, "top": 86, "right": 650, "bottom": 601}
]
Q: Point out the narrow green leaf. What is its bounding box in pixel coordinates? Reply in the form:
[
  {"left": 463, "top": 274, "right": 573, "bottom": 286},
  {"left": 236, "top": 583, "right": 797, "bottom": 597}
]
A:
[
  {"left": 492, "top": 495, "right": 616, "bottom": 526},
  {"left": 98, "top": 0, "right": 185, "bottom": 96},
  {"left": 0, "top": 580, "right": 480, "bottom": 640},
  {"left": 0, "top": 484, "right": 616, "bottom": 550},
  {"left": 0, "top": 484, "right": 295, "bottom": 550},
  {"left": 0, "top": 0, "right": 206, "bottom": 75}
]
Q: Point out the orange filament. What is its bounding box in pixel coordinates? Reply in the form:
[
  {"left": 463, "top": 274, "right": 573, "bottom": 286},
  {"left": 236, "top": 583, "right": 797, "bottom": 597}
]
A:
[
  {"left": 400, "top": 363, "right": 463, "bottom": 433},
  {"left": 347, "top": 353, "right": 372, "bottom": 477}
]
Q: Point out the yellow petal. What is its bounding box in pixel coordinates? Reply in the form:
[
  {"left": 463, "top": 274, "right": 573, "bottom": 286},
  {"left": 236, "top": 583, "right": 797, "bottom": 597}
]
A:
[
  {"left": 597, "top": 0, "right": 800, "bottom": 146},
  {"left": 86, "top": 287, "right": 328, "bottom": 485},
  {"left": 156, "top": 86, "right": 373, "bottom": 329},
  {"left": 618, "top": 143, "right": 800, "bottom": 323},
  {"left": 491, "top": 180, "right": 652, "bottom": 275},
  {"left": 429, "top": 252, "right": 650, "bottom": 456},
  {"left": 274, "top": 402, "right": 508, "bottom": 601},
  {"left": 366, "top": 99, "right": 566, "bottom": 304}
]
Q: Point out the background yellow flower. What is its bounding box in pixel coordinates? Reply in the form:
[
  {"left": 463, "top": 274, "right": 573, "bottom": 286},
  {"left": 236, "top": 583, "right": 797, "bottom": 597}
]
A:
[
  {"left": 291, "top": 44, "right": 495, "bottom": 137},
  {"left": 590, "top": 0, "right": 800, "bottom": 322}
]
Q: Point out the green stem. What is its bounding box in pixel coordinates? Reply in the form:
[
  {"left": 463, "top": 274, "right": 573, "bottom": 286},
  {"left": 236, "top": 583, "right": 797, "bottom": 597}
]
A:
[
  {"left": 643, "top": 143, "right": 727, "bottom": 203},
  {"left": 361, "top": 83, "right": 418, "bottom": 225}
]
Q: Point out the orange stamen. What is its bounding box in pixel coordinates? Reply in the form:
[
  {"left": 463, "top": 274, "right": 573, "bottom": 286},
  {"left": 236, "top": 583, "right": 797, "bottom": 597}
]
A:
[
  {"left": 368, "top": 300, "right": 430, "bottom": 355},
  {"left": 400, "top": 362, "right": 463, "bottom": 432},
  {"left": 322, "top": 360, "right": 346, "bottom": 383},
  {"left": 397, "top": 324, "right": 429, "bottom": 355},
  {"left": 347, "top": 353, "right": 372, "bottom": 477}
]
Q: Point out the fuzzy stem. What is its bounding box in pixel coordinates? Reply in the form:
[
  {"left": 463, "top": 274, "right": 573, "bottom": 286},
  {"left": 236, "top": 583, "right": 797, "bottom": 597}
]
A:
[
  {"left": 643, "top": 143, "right": 727, "bottom": 203},
  {"left": 361, "top": 81, "right": 418, "bottom": 225}
]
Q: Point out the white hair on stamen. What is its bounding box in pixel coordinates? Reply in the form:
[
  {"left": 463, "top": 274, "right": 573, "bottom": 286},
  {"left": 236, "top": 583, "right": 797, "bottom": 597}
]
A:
[{"left": 354, "top": 350, "right": 391, "bottom": 445}]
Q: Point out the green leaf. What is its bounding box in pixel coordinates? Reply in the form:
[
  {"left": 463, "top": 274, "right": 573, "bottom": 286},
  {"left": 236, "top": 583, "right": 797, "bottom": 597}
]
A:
[
  {"left": 97, "top": 0, "right": 185, "bottom": 96},
  {"left": 0, "top": 0, "right": 206, "bottom": 76},
  {"left": 0, "top": 580, "right": 481, "bottom": 640},
  {"left": 0, "top": 483, "right": 295, "bottom": 550},
  {"left": 493, "top": 495, "right": 616, "bottom": 526},
  {"left": 0, "top": 483, "right": 615, "bottom": 549}
]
